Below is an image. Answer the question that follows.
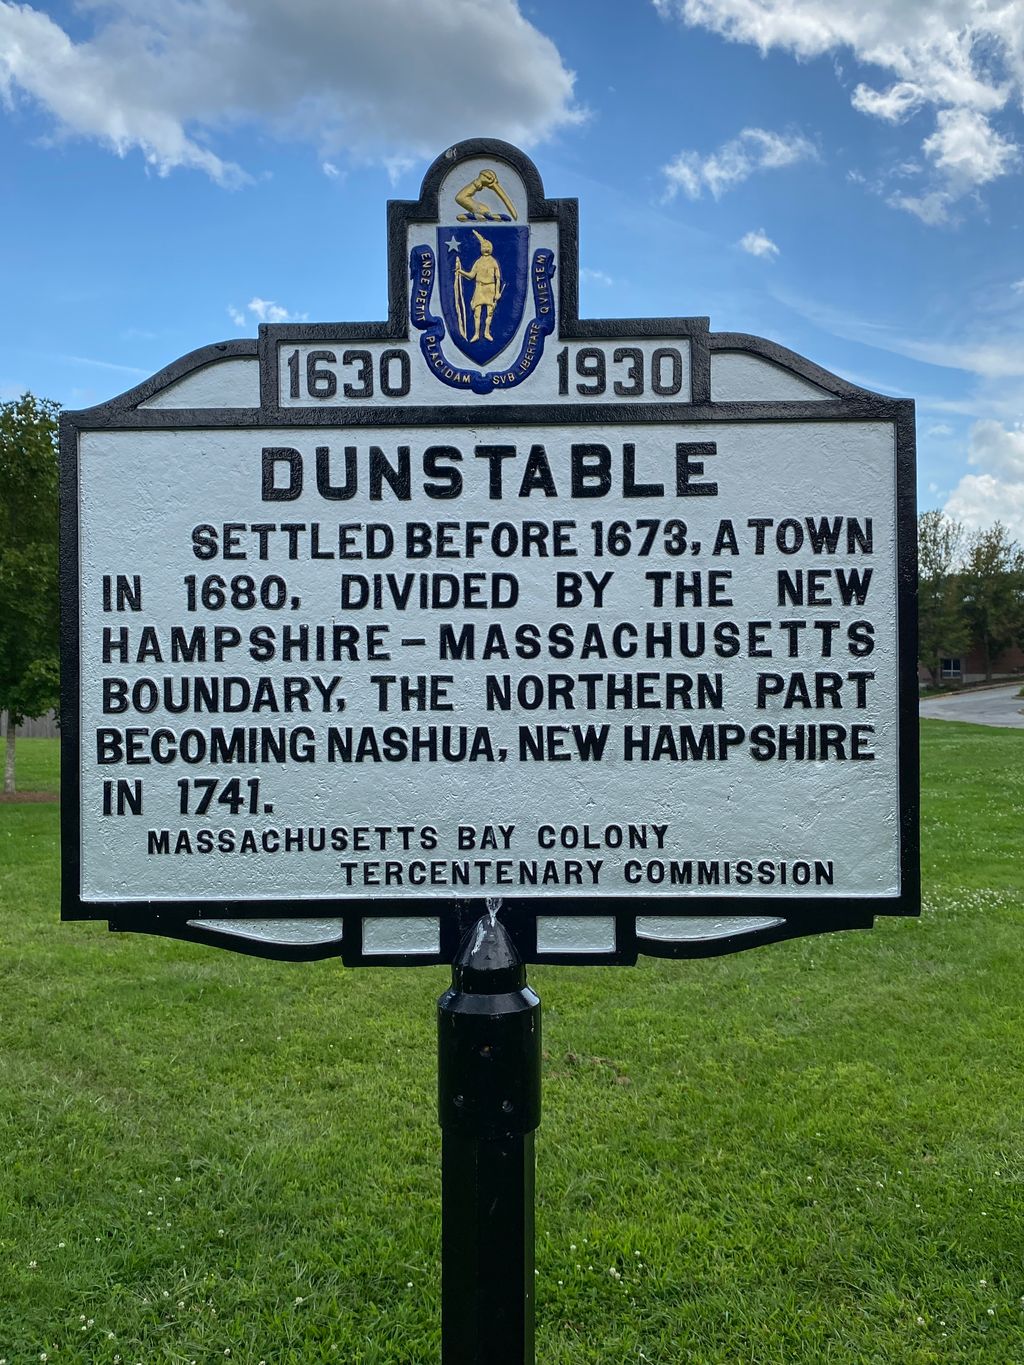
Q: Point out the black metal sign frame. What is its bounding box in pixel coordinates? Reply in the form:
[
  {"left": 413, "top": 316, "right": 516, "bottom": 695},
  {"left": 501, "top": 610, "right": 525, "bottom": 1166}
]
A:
[{"left": 59, "top": 139, "right": 919, "bottom": 965}]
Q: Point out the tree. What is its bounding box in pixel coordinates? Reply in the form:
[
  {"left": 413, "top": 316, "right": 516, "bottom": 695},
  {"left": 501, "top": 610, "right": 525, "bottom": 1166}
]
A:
[
  {"left": 960, "top": 523, "right": 1024, "bottom": 682},
  {"left": 0, "top": 393, "right": 61, "bottom": 793},
  {"left": 917, "top": 510, "right": 969, "bottom": 686}
]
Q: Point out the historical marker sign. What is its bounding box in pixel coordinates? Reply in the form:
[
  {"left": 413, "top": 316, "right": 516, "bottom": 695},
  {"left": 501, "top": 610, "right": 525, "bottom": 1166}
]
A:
[{"left": 60, "top": 139, "right": 919, "bottom": 964}]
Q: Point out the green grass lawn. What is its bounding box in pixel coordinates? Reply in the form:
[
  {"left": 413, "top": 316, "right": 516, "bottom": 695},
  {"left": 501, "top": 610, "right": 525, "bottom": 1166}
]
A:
[
  {"left": 0, "top": 736, "right": 60, "bottom": 794},
  {"left": 1, "top": 723, "right": 1022, "bottom": 1363}
]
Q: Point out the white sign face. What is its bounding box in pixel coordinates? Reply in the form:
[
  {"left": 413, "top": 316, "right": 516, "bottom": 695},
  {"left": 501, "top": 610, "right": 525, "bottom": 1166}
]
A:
[
  {"left": 62, "top": 140, "right": 917, "bottom": 963},
  {"left": 77, "top": 418, "right": 899, "bottom": 904}
]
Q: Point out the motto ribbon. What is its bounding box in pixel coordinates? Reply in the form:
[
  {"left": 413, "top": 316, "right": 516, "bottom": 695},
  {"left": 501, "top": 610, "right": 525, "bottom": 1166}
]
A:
[{"left": 410, "top": 245, "right": 556, "bottom": 395}]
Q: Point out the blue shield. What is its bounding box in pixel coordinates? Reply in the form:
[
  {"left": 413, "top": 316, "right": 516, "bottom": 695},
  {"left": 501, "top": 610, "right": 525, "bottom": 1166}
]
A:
[{"left": 436, "top": 226, "right": 529, "bottom": 365}]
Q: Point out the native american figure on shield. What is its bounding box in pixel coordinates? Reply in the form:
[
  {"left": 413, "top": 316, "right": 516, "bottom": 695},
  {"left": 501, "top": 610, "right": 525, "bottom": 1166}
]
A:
[{"left": 454, "top": 231, "right": 504, "bottom": 344}]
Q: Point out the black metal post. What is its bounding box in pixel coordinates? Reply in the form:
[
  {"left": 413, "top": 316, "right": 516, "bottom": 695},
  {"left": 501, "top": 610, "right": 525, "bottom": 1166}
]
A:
[{"left": 437, "top": 915, "right": 541, "bottom": 1364}]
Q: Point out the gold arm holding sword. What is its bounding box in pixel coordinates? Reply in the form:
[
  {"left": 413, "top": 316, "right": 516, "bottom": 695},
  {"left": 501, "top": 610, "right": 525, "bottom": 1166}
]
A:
[{"left": 454, "top": 169, "right": 518, "bottom": 221}]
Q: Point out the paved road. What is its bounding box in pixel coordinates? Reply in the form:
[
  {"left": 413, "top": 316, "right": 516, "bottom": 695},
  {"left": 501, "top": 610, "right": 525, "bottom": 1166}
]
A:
[{"left": 919, "top": 682, "right": 1024, "bottom": 728}]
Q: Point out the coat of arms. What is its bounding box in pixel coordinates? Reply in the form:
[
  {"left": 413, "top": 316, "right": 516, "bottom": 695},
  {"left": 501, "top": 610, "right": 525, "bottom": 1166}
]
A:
[{"left": 410, "top": 162, "right": 555, "bottom": 393}]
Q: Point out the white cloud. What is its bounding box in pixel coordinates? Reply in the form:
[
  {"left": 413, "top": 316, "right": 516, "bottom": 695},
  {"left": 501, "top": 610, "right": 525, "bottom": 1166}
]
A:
[
  {"left": 653, "top": 0, "right": 1020, "bottom": 109},
  {"left": 738, "top": 228, "right": 779, "bottom": 258},
  {"left": 0, "top": 0, "right": 582, "bottom": 182},
  {"left": 923, "top": 108, "right": 1019, "bottom": 187},
  {"left": 663, "top": 127, "right": 816, "bottom": 200},
  {"left": 926, "top": 423, "right": 953, "bottom": 437},
  {"left": 228, "top": 298, "right": 308, "bottom": 327},
  {"left": 945, "top": 420, "right": 1024, "bottom": 539},
  {"left": 662, "top": 154, "right": 702, "bottom": 199},
  {"left": 894, "top": 337, "right": 1024, "bottom": 381},
  {"left": 850, "top": 81, "right": 925, "bottom": 123},
  {"left": 945, "top": 475, "right": 1024, "bottom": 539},
  {"left": 581, "top": 267, "right": 615, "bottom": 286},
  {"left": 321, "top": 161, "right": 340, "bottom": 180},
  {"left": 1013, "top": 279, "right": 1024, "bottom": 295},
  {"left": 925, "top": 110, "right": 1018, "bottom": 186},
  {"left": 60, "top": 353, "right": 149, "bottom": 376},
  {"left": 655, "top": 0, "right": 1024, "bottom": 219},
  {"left": 887, "top": 190, "right": 955, "bottom": 226},
  {"left": 890, "top": 128, "right": 1018, "bottom": 221},
  {"left": 0, "top": 3, "right": 244, "bottom": 184},
  {"left": 968, "top": 419, "right": 1024, "bottom": 479},
  {"left": 774, "top": 286, "right": 1024, "bottom": 383},
  {"left": 249, "top": 297, "right": 305, "bottom": 324}
]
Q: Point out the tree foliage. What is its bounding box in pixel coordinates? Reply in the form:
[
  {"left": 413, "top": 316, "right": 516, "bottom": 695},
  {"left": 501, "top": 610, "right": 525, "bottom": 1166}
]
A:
[
  {"left": 0, "top": 393, "right": 61, "bottom": 791},
  {"left": 917, "top": 510, "right": 969, "bottom": 685},
  {"left": 960, "top": 522, "right": 1024, "bottom": 682}
]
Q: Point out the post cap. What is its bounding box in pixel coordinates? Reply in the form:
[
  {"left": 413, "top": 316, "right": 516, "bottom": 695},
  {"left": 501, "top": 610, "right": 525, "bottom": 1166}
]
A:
[{"left": 452, "top": 915, "right": 526, "bottom": 993}]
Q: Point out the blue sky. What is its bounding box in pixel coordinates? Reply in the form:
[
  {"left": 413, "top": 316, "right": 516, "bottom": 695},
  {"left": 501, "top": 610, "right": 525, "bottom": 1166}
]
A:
[{"left": 2, "top": 0, "right": 1023, "bottom": 535}]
